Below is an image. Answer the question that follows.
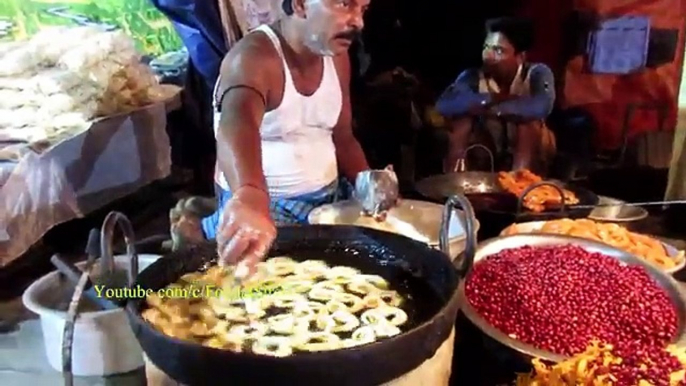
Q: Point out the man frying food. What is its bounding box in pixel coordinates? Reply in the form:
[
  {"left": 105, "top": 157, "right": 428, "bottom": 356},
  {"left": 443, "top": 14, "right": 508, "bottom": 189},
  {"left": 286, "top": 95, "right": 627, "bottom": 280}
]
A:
[{"left": 172, "top": 0, "right": 385, "bottom": 276}]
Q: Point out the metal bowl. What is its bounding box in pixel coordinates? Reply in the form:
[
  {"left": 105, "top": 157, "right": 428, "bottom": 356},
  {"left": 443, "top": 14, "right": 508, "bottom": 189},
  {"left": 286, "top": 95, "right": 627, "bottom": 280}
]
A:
[
  {"left": 308, "top": 199, "right": 481, "bottom": 260},
  {"left": 458, "top": 233, "right": 686, "bottom": 363},
  {"left": 588, "top": 196, "right": 649, "bottom": 224},
  {"left": 500, "top": 220, "right": 686, "bottom": 274}
]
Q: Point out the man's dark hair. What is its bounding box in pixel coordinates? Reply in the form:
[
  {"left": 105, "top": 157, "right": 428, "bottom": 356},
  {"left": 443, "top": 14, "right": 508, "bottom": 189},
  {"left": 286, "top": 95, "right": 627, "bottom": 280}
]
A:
[
  {"left": 283, "top": 0, "right": 294, "bottom": 16},
  {"left": 485, "top": 17, "right": 535, "bottom": 53}
]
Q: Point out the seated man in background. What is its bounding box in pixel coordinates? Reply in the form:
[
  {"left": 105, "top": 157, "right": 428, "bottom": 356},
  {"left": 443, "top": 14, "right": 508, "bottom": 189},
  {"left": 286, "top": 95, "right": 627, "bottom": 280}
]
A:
[{"left": 435, "top": 17, "right": 556, "bottom": 173}]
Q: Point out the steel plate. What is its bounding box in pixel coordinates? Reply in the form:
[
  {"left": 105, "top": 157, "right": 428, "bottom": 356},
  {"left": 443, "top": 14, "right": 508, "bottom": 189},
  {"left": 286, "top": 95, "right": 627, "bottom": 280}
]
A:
[{"left": 458, "top": 233, "right": 686, "bottom": 363}]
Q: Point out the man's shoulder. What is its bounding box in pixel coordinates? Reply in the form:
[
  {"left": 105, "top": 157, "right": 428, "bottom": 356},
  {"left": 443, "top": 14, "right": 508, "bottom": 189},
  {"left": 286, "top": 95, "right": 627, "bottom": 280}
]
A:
[
  {"left": 230, "top": 32, "right": 278, "bottom": 60},
  {"left": 221, "top": 32, "right": 279, "bottom": 75},
  {"left": 526, "top": 63, "right": 554, "bottom": 78},
  {"left": 454, "top": 68, "right": 481, "bottom": 83},
  {"left": 461, "top": 67, "right": 481, "bottom": 76}
]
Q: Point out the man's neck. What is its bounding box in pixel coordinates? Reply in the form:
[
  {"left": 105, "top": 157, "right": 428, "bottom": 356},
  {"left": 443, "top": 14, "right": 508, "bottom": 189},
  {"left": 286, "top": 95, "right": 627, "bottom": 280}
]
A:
[
  {"left": 489, "top": 64, "right": 521, "bottom": 92},
  {"left": 277, "top": 18, "right": 321, "bottom": 69}
]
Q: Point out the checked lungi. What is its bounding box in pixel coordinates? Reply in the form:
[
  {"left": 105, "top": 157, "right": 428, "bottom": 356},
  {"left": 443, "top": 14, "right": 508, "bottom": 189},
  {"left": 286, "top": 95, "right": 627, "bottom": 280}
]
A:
[{"left": 201, "top": 179, "right": 353, "bottom": 239}]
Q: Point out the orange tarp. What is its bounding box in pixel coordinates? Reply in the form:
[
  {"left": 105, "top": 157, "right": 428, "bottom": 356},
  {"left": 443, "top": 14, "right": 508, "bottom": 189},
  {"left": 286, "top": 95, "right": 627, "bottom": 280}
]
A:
[{"left": 521, "top": 0, "right": 686, "bottom": 150}]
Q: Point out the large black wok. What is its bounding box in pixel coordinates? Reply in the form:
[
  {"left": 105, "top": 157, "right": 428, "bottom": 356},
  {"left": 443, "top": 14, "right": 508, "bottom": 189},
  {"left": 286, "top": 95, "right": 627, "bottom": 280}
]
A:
[{"left": 126, "top": 196, "right": 475, "bottom": 386}]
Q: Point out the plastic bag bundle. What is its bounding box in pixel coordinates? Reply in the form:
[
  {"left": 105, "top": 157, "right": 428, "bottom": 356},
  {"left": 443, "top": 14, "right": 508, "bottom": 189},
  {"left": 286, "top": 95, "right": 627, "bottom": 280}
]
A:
[
  {"left": 58, "top": 30, "right": 139, "bottom": 72},
  {"left": 29, "top": 26, "right": 98, "bottom": 65},
  {"left": 52, "top": 112, "right": 91, "bottom": 129},
  {"left": 0, "top": 75, "right": 31, "bottom": 90},
  {"left": 0, "top": 46, "right": 40, "bottom": 77},
  {"left": 38, "top": 90, "right": 100, "bottom": 117},
  {"left": 0, "top": 126, "right": 49, "bottom": 143},
  {"left": 0, "top": 107, "right": 39, "bottom": 128},
  {"left": 0, "top": 90, "right": 36, "bottom": 109},
  {"left": 0, "top": 25, "right": 169, "bottom": 146},
  {"left": 84, "top": 60, "right": 127, "bottom": 91},
  {"left": 26, "top": 69, "right": 85, "bottom": 96},
  {"left": 0, "top": 41, "right": 22, "bottom": 56}
]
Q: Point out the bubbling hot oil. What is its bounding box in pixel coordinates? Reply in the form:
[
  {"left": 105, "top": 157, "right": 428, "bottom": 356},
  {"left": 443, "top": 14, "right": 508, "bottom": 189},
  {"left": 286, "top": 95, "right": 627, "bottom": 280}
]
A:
[{"left": 141, "top": 248, "right": 443, "bottom": 356}]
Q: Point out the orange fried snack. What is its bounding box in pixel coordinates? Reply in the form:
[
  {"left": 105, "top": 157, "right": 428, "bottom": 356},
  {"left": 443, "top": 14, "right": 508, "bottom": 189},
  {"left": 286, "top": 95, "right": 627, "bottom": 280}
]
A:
[
  {"left": 498, "top": 170, "right": 579, "bottom": 212},
  {"left": 515, "top": 341, "right": 686, "bottom": 386},
  {"left": 504, "top": 218, "right": 685, "bottom": 270}
]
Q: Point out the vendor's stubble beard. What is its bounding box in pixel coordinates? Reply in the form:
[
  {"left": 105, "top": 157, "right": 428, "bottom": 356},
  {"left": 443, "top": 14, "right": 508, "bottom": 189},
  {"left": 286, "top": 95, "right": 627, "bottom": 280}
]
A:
[
  {"left": 279, "top": 17, "right": 334, "bottom": 57},
  {"left": 304, "top": 31, "right": 335, "bottom": 56}
]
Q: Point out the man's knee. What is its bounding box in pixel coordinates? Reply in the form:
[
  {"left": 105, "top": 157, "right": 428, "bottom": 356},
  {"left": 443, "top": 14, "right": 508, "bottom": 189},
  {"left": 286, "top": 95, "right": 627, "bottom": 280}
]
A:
[
  {"left": 514, "top": 120, "right": 557, "bottom": 163},
  {"left": 515, "top": 120, "right": 543, "bottom": 134},
  {"left": 448, "top": 117, "right": 472, "bottom": 134},
  {"left": 446, "top": 117, "right": 473, "bottom": 148},
  {"left": 514, "top": 121, "right": 547, "bottom": 147}
]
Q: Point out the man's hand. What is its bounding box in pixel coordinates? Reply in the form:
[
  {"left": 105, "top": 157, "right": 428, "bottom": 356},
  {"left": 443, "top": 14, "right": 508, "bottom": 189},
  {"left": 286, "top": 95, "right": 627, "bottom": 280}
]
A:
[
  {"left": 216, "top": 186, "right": 276, "bottom": 278},
  {"left": 490, "top": 93, "right": 513, "bottom": 104}
]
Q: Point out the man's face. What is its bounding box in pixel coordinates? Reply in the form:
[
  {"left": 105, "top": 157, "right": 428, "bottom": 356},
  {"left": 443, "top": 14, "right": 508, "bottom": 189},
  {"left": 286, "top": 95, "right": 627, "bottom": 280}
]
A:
[
  {"left": 300, "top": 0, "right": 369, "bottom": 56},
  {"left": 482, "top": 32, "right": 522, "bottom": 77}
]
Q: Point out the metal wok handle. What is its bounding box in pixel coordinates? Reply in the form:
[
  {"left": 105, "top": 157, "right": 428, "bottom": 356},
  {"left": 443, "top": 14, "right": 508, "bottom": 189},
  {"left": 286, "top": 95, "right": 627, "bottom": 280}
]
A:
[
  {"left": 454, "top": 144, "right": 495, "bottom": 173},
  {"left": 100, "top": 211, "right": 139, "bottom": 286},
  {"left": 516, "top": 180, "right": 568, "bottom": 216},
  {"left": 440, "top": 194, "right": 476, "bottom": 277}
]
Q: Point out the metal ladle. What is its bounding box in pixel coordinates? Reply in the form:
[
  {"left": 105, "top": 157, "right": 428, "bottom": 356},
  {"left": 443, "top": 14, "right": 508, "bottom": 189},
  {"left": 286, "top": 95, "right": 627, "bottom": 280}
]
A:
[{"left": 354, "top": 167, "right": 400, "bottom": 217}]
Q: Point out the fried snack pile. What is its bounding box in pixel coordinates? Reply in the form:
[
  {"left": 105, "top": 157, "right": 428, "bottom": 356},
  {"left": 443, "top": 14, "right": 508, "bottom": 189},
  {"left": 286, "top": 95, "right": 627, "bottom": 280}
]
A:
[
  {"left": 142, "top": 257, "right": 409, "bottom": 357},
  {"left": 498, "top": 170, "right": 579, "bottom": 212},
  {"left": 516, "top": 341, "right": 686, "bottom": 386},
  {"left": 503, "top": 218, "right": 685, "bottom": 270}
]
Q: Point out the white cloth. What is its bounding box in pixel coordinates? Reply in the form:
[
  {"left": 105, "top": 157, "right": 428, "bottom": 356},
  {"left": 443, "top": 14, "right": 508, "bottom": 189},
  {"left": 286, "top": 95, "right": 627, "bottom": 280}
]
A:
[{"left": 213, "top": 24, "right": 342, "bottom": 197}]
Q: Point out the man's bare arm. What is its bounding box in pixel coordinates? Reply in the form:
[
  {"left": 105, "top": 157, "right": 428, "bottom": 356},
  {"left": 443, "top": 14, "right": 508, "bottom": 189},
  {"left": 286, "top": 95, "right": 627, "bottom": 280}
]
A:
[
  {"left": 216, "top": 37, "right": 274, "bottom": 203},
  {"left": 332, "top": 52, "right": 369, "bottom": 181}
]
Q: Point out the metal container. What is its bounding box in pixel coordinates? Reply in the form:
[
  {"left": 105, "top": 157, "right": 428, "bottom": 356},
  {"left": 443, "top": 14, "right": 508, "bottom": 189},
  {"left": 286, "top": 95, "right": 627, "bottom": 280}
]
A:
[
  {"left": 307, "top": 199, "right": 481, "bottom": 261},
  {"left": 456, "top": 233, "right": 686, "bottom": 363},
  {"left": 500, "top": 220, "right": 686, "bottom": 275},
  {"left": 588, "top": 196, "right": 649, "bottom": 228}
]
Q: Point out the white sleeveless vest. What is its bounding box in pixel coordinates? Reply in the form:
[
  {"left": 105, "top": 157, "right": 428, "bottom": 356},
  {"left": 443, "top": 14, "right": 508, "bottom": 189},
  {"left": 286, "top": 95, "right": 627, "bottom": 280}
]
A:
[{"left": 213, "top": 24, "right": 342, "bottom": 198}]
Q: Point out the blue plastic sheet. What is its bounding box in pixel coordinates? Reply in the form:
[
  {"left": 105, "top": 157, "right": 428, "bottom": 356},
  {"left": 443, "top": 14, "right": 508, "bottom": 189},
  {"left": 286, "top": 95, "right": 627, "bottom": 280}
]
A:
[
  {"left": 151, "top": 0, "right": 228, "bottom": 91},
  {"left": 586, "top": 16, "right": 651, "bottom": 75}
]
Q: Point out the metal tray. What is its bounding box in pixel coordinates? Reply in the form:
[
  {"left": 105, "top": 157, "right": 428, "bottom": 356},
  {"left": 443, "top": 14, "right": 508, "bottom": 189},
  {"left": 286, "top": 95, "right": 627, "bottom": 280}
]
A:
[{"left": 458, "top": 233, "right": 686, "bottom": 362}]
